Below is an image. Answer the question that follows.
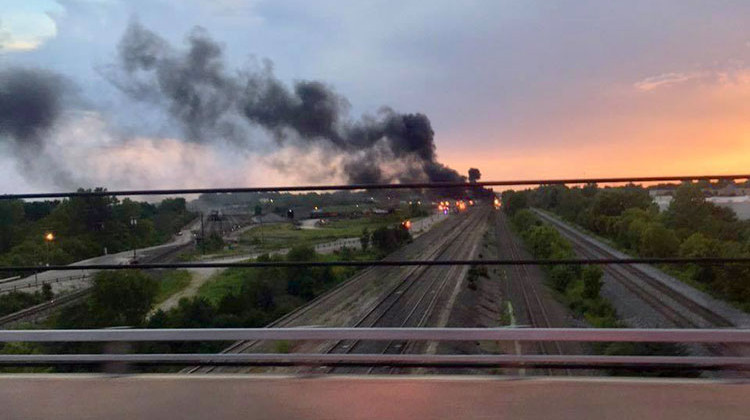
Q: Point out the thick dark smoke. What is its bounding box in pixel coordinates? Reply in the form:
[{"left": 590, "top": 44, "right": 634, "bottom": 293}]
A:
[
  {"left": 0, "top": 68, "right": 75, "bottom": 186},
  {"left": 0, "top": 68, "right": 65, "bottom": 145},
  {"left": 109, "top": 22, "right": 465, "bottom": 184}
]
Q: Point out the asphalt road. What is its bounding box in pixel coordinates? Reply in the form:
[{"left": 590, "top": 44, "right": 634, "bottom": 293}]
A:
[{"left": 0, "top": 226, "right": 196, "bottom": 295}]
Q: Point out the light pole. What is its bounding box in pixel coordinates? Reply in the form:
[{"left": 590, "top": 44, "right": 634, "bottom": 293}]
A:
[
  {"left": 44, "top": 232, "right": 54, "bottom": 266},
  {"left": 200, "top": 212, "right": 205, "bottom": 254},
  {"left": 130, "top": 218, "right": 138, "bottom": 261}
]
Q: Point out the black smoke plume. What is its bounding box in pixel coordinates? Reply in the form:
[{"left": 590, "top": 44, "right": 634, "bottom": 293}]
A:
[
  {"left": 0, "top": 68, "right": 65, "bottom": 146},
  {"left": 0, "top": 68, "right": 75, "bottom": 185},
  {"left": 108, "top": 22, "right": 464, "bottom": 185}
]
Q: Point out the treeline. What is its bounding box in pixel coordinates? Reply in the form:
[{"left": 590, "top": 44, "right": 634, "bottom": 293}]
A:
[
  {"left": 508, "top": 208, "right": 689, "bottom": 376},
  {"left": 510, "top": 209, "right": 615, "bottom": 327},
  {"left": 504, "top": 183, "right": 750, "bottom": 311},
  {"left": 0, "top": 190, "right": 194, "bottom": 269}
]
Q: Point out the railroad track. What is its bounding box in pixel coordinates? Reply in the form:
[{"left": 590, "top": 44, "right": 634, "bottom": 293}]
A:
[
  {"left": 495, "top": 211, "right": 569, "bottom": 376},
  {"left": 535, "top": 210, "right": 735, "bottom": 328},
  {"left": 533, "top": 210, "right": 749, "bottom": 360},
  {"left": 0, "top": 240, "right": 193, "bottom": 327},
  {"left": 327, "top": 208, "right": 487, "bottom": 374},
  {"left": 188, "top": 208, "right": 484, "bottom": 374},
  {"left": 0, "top": 288, "right": 92, "bottom": 327}
]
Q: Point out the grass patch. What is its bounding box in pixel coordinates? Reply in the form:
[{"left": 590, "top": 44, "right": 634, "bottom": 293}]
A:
[
  {"left": 240, "top": 214, "right": 407, "bottom": 251},
  {"left": 197, "top": 268, "right": 249, "bottom": 305},
  {"left": 154, "top": 270, "right": 192, "bottom": 304}
]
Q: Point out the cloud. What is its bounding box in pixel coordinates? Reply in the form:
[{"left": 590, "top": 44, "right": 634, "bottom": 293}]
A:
[
  {"left": 634, "top": 65, "right": 750, "bottom": 92},
  {"left": 633, "top": 72, "right": 700, "bottom": 91},
  {"left": 0, "top": 2, "right": 63, "bottom": 53}
]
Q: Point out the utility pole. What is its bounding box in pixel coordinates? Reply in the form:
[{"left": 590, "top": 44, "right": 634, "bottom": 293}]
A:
[
  {"left": 200, "top": 212, "right": 206, "bottom": 254},
  {"left": 130, "top": 218, "right": 138, "bottom": 261},
  {"left": 259, "top": 211, "right": 264, "bottom": 245}
]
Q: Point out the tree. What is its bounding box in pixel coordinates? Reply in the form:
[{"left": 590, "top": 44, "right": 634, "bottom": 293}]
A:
[
  {"left": 582, "top": 266, "right": 604, "bottom": 299},
  {"left": 501, "top": 190, "right": 528, "bottom": 216},
  {"left": 679, "top": 233, "right": 718, "bottom": 259},
  {"left": 468, "top": 168, "right": 481, "bottom": 183},
  {"left": 591, "top": 187, "right": 652, "bottom": 218},
  {"left": 0, "top": 200, "right": 24, "bottom": 253},
  {"left": 511, "top": 209, "right": 538, "bottom": 233},
  {"left": 664, "top": 184, "right": 711, "bottom": 232},
  {"left": 89, "top": 271, "right": 158, "bottom": 327},
  {"left": 371, "top": 225, "right": 411, "bottom": 254},
  {"left": 203, "top": 233, "right": 225, "bottom": 252},
  {"left": 639, "top": 223, "right": 680, "bottom": 258},
  {"left": 679, "top": 232, "right": 720, "bottom": 285}
]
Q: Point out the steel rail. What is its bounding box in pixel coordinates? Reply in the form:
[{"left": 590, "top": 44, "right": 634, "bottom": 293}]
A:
[
  {"left": 0, "top": 353, "right": 747, "bottom": 370},
  {"left": 2, "top": 328, "right": 750, "bottom": 343},
  {"left": 3, "top": 257, "right": 750, "bottom": 273},
  {"left": 359, "top": 209, "right": 487, "bottom": 374},
  {"left": 2, "top": 174, "right": 748, "bottom": 200},
  {"left": 187, "top": 212, "right": 477, "bottom": 374},
  {"left": 497, "top": 210, "right": 567, "bottom": 375}
]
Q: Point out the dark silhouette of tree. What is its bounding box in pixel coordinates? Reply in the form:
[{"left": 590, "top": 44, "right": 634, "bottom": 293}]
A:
[{"left": 468, "top": 168, "right": 481, "bottom": 183}]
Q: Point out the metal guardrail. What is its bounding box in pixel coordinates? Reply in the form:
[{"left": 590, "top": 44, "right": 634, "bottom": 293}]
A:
[
  {"left": 0, "top": 274, "right": 90, "bottom": 294},
  {"left": 2, "top": 257, "right": 750, "bottom": 273},
  {"left": 0, "top": 328, "right": 747, "bottom": 370},
  {"left": 0, "top": 353, "right": 747, "bottom": 370},
  {"left": 1, "top": 327, "right": 748, "bottom": 343}
]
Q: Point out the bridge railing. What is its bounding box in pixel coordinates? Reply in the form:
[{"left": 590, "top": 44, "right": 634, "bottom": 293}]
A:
[{"left": 0, "top": 328, "right": 747, "bottom": 370}]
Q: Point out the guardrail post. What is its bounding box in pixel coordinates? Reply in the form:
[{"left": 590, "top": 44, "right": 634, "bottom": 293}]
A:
[{"left": 104, "top": 326, "right": 133, "bottom": 374}]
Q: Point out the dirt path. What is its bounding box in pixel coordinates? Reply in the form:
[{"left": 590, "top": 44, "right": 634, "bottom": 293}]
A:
[{"left": 150, "top": 255, "right": 256, "bottom": 314}]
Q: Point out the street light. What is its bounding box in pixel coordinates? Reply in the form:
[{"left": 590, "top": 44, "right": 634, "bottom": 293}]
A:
[{"left": 44, "top": 232, "right": 55, "bottom": 266}]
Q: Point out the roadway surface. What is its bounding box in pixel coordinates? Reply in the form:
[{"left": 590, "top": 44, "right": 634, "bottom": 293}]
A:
[
  {"left": 1, "top": 220, "right": 199, "bottom": 295},
  {"left": 1, "top": 375, "right": 747, "bottom": 420}
]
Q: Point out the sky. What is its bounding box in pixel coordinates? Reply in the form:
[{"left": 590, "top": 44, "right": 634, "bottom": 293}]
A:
[{"left": 0, "top": 0, "right": 748, "bottom": 193}]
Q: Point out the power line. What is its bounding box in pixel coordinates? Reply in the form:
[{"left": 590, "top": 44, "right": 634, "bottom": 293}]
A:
[{"left": 2, "top": 174, "right": 748, "bottom": 200}]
